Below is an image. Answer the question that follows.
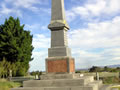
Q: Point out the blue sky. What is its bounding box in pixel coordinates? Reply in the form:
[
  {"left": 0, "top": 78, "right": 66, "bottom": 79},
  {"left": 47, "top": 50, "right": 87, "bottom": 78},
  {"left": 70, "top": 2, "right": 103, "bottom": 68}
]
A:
[{"left": 0, "top": 0, "right": 120, "bottom": 71}]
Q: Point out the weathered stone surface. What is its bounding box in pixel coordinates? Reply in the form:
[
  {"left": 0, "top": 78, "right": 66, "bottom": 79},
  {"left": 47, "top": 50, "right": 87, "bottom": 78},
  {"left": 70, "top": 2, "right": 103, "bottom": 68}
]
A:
[
  {"left": 40, "top": 74, "right": 94, "bottom": 81},
  {"left": 23, "top": 79, "right": 90, "bottom": 87},
  {"left": 99, "top": 85, "right": 112, "bottom": 90},
  {"left": 47, "top": 59, "right": 67, "bottom": 73},
  {"left": 11, "top": 74, "right": 111, "bottom": 90},
  {"left": 11, "top": 87, "right": 44, "bottom": 90},
  {"left": 23, "top": 76, "right": 94, "bottom": 87},
  {"left": 51, "top": 30, "right": 68, "bottom": 47},
  {"left": 48, "top": 0, "right": 69, "bottom": 30},
  {"left": 51, "top": 0, "right": 65, "bottom": 21},
  {"left": 40, "top": 74, "right": 74, "bottom": 80},
  {"left": 46, "top": 57, "right": 75, "bottom": 73},
  {"left": 48, "top": 47, "right": 71, "bottom": 57},
  {"left": 48, "top": 0, "right": 71, "bottom": 59},
  {"left": 10, "top": 86, "right": 98, "bottom": 90}
]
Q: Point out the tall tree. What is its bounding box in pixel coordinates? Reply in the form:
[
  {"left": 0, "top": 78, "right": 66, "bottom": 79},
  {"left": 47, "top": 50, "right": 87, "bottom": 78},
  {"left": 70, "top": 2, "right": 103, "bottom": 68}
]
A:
[{"left": 0, "top": 16, "right": 34, "bottom": 76}]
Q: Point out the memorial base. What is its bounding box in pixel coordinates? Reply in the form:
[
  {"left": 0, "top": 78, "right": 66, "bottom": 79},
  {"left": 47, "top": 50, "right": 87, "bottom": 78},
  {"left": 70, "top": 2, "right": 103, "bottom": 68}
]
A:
[
  {"left": 11, "top": 74, "right": 111, "bottom": 90},
  {"left": 46, "top": 57, "right": 75, "bottom": 74}
]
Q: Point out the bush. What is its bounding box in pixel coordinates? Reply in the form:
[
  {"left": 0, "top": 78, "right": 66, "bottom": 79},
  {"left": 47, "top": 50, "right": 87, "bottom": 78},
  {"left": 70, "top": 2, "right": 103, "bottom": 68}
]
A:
[{"left": 101, "top": 76, "right": 120, "bottom": 84}]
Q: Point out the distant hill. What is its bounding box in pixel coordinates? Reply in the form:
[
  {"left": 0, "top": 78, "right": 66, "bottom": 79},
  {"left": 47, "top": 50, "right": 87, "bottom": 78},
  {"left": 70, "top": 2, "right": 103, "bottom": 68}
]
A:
[
  {"left": 76, "top": 64, "right": 120, "bottom": 71},
  {"left": 107, "top": 64, "right": 120, "bottom": 68},
  {"left": 76, "top": 68, "right": 89, "bottom": 71}
]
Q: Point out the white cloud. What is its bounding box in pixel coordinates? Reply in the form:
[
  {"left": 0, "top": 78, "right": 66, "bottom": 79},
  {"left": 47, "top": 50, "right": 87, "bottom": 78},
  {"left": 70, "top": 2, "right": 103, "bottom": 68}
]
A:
[
  {"left": 69, "top": 16, "right": 120, "bottom": 49},
  {"left": 12, "top": 0, "right": 41, "bottom": 12},
  {"left": 85, "top": 0, "right": 106, "bottom": 16},
  {"left": 73, "top": 50, "right": 102, "bottom": 69},
  {"left": 73, "top": 48, "right": 120, "bottom": 69},
  {"left": 0, "top": 3, "right": 12, "bottom": 15},
  {"left": 25, "top": 24, "right": 41, "bottom": 31},
  {"left": 33, "top": 34, "right": 50, "bottom": 49},
  {"left": 5, "top": 0, "right": 49, "bottom": 12},
  {"left": 67, "top": 0, "right": 120, "bottom": 21},
  {"left": 0, "top": 3, "right": 22, "bottom": 17},
  {"left": 29, "top": 34, "right": 50, "bottom": 71},
  {"left": 105, "top": 0, "right": 120, "bottom": 14},
  {"left": 29, "top": 51, "right": 47, "bottom": 71},
  {"left": 0, "top": 0, "right": 49, "bottom": 17},
  {"left": 68, "top": 16, "right": 120, "bottom": 69},
  {"left": 25, "top": 24, "right": 49, "bottom": 34}
]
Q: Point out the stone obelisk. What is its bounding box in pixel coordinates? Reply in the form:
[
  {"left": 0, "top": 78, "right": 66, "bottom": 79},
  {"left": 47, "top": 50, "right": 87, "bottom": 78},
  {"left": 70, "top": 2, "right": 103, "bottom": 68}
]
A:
[
  {"left": 46, "top": 0, "right": 75, "bottom": 73},
  {"left": 11, "top": 1, "right": 111, "bottom": 90}
]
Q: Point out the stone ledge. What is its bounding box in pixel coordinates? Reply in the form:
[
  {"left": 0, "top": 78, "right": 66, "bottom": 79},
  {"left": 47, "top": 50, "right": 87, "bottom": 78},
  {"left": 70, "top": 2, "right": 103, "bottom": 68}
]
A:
[
  {"left": 40, "top": 74, "right": 94, "bottom": 81},
  {"left": 23, "top": 76, "right": 94, "bottom": 87},
  {"left": 11, "top": 85, "right": 99, "bottom": 90},
  {"left": 48, "top": 47, "right": 71, "bottom": 57}
]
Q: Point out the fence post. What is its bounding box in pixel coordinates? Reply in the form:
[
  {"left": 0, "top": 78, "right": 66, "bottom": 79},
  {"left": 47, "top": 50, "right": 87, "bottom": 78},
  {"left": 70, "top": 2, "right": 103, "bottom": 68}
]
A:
[
  {"left": 8, "top": 70, "right": 12, "bottom": 81},
  {"left": 96, "top": 72, "right": 99, "bottom": 80},
  {"left": 119, "top": 72, "right": 120, "bottom": 79}
]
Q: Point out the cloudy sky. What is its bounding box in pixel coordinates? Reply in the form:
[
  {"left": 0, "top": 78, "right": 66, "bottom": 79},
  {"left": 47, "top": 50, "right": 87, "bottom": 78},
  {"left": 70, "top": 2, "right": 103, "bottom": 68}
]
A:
[{"left": 0, "top": 0, "right": 120, "bottom": 71}]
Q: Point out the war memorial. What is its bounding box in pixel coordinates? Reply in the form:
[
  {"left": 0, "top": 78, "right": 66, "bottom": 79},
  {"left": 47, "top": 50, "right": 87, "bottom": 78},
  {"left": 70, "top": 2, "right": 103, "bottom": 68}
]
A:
[{"left": 11, "top": 0, "right": 111, "bottom": 90}]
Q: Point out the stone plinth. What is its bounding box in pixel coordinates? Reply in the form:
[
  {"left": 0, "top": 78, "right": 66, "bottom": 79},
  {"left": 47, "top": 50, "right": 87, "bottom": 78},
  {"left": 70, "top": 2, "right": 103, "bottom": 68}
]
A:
[
  {"left": 46, "top": 57, "right": 75, "bottom": 74},
  {"left": 11, "top": 74, "right": 111, "bottom": 90},
  {"left": 23, "top": 76, "right": 94, "bottom": 87},
  {"left": 11, "top": 75, "right": 111, "bottom": 90},
  {"left": 40, "top": 74, "right": 94, "bottom": 80},
  {"left": 48, "top": 47, "right": 71, "bottom": 57}
]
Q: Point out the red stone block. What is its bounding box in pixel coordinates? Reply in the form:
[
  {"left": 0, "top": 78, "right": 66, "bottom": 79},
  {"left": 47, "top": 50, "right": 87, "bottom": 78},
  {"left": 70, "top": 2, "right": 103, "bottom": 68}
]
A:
[{"left": 46, "top": 57, "right": 75, "bottom": 74}]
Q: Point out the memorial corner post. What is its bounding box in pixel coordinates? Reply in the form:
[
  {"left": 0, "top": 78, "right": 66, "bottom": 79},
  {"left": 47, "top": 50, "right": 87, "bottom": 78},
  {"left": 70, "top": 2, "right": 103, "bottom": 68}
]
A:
[{"left": 46, "top": 0, "right": 75, "bottom": 74}]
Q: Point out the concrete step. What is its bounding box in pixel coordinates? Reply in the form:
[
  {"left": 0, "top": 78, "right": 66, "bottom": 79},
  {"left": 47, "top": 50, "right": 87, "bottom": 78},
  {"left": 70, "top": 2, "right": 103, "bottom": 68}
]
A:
[
  {"left": 23, "top": 77, "right": 94, "bottom": 87},
  {"left": 40, "top": 74, "right": 94, "bottom": 80},
  {"left": 99, "top": 85, "right": 111, "bottom": 90},
  {"left": 89, "top": 80, "right": 103, "bottom": 88},
  {"left": 11, "top": 84, "right": 98, "bottom": 90}
]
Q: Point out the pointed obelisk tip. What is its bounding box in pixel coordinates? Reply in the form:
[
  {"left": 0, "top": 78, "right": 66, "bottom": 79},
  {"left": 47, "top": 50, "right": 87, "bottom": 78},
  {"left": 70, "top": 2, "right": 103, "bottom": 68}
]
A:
[{"left": 48, "top": 0, "right": 70, "bottom": 30}]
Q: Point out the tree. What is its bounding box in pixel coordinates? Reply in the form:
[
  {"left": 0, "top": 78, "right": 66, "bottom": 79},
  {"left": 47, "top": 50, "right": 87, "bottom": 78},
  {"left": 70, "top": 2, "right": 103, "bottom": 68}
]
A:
[
  {"left": 0, "top": 16, "right": 34, "bottom": 76},
  {"left": 104, "top": 66, "right": 109, "bottom": 72},
  {"left": 89, "top": 66, "right": 102, "bottom": 72},
  {"left": 0, "top": 57, "right": 11, "bottom": 78}
]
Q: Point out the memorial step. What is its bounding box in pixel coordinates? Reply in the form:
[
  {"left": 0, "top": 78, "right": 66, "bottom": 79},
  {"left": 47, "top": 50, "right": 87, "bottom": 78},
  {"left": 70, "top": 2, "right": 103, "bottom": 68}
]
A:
[
  {"left": 11, "top": 84, "right": 98, "bottom": 90},
  {"left": 40, "top": 74, "right": 94, "bottom": 80},
  {"left": 23, "top": 77, "right": 94, "bottom": 87},
  {"left": 99, "top": 85, "right": 111, "bottom": 90},
  {"left": 89, "top": 80, "right": 103, "bottom": 88}
]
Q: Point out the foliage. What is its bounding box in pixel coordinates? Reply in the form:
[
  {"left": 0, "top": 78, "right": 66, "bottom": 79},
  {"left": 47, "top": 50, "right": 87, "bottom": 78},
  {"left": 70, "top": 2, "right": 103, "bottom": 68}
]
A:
[
  {"left": 89, "top": 66, "right": 120, "bottom": 72},
  {"left": 0, "top": 58, "right": 10, "bottom": 78},
  {"left": 89, "top": 66, "right": 103, "bottom": 72},
  {"left": 0, "top": 58, "right": 18, "bottom": 78},
  {"left": 101, "top": 76, "right": 120, "bottom": 84},
  {"left": 30, "top": 71, "right": 42, "bottom": 76},
  {"left": 0, "top": 16, "right": 33, "bottom": 76},
  {"left": 0, "top": 79, "right": 21, "bottom": 90},
  {"left": 75, "top": 71, "right": 81, "bottom": 73}
]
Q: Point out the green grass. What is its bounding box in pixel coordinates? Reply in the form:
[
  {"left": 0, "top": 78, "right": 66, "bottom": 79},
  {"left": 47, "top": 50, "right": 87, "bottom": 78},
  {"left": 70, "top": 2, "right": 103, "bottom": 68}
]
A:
[
  {"left": 83, "top": 72, "right": 119, "bottom": 77},
  {"left": 101, "top": 76, "right": 120, "bottom": 84},
  {"left": 0, "top": 79, "right": 21, "bottom": 90},
  {"left": 82, "top": 72, "right": 120, "bottom": 84},
  {"left": 112, "top": 86, "right": 120, "bottom": 90}
]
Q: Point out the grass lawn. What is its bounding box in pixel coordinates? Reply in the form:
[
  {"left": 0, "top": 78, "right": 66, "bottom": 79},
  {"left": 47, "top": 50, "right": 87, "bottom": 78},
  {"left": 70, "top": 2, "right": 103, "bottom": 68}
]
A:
[
  {"left": 102, "top": 76, "right": 120, "bottom": 84},
  {"left": 112, "top": 86, "right": 120, "bottom": 90},
  {"left": 0, "top": 79, "right": 21, "bottom": 90}
]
